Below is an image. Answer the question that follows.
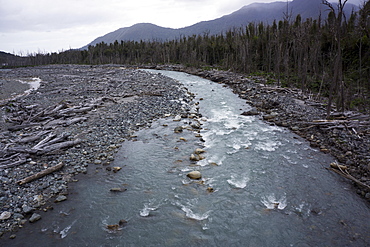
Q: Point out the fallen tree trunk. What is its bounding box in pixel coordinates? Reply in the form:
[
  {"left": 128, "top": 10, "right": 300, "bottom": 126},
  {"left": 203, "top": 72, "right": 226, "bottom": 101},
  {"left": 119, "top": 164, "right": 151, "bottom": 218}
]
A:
[
  {"left": 0, "top": 158, "right": 28, "bottom": 169},
  {"left": 17, "top": 162, "right": 64, "bottom": 185},
  {"left": 36, "top": 139, "right": 82, "bottom": 154},
  {"left": 0, "top": 153, "right": 21, "bottom": 162},
  {"left": 44, "top": 104, "right": 66, "bottom": 116},
  {"left": 6, "top": 147, "right": 38, "bottom": 154},
  {"left": 33, "top": 133, "right": 69, "bottom": 150},
  {"left": 32, "top": 133, "right": 57, "bottom": 150},
  {"left": 63, "top": 117, "right": 87, "bottom": 126},
  {"left": 8, "top": 123, "right": 40, "bottom": 131},
  {"left": 16, "top": 130, "right": 52, "bottom": 144},
  {"left": 44, "top": 117, "right": 87, "bottom": 128}
]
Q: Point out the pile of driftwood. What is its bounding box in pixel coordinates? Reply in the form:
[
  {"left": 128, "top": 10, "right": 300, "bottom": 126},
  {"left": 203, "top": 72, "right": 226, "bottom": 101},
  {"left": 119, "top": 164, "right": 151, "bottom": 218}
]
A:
[
  {"left": 0, "top": 101, "right": 97, "bottom": 170},
  {"left": 302, "top": 112, "right": 370, "bottom": 133}
]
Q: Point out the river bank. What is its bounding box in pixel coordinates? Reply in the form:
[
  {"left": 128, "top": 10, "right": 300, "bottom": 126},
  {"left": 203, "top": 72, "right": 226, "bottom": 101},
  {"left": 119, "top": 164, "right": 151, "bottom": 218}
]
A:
[
  {"left": 153, "top": 64, "right": 370, "bottom": 202},
  {"left": 0, "top": 64, "right": 195, "bottom": 238}
]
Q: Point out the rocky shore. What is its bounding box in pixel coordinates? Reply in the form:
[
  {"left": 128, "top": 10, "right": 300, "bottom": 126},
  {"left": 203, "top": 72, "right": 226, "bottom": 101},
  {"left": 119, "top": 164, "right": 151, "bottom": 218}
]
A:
[
  {"left": 0, "top": 64, "right": 195, "bottom": 237},
  {"left": 155, "top": 65, "right": 370, "bottom": 202}
]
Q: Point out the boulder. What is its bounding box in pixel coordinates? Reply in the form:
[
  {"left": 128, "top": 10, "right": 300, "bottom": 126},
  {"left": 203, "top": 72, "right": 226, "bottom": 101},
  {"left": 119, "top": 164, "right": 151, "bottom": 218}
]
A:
[
  {"left": 191, "top": 121, "right": 201, "bottom": 129},
  {"left": 119, "top": 219, "right": 128, "bottom": 226},
  {"left": 22, "top": 205, "right": 35, "bottom": 214},
  {"left": 107, "top": 224, "right": 120, "bottom": 230},
  {"left": 194, "top": 148, "right": 206, "bottom": 154},
  {"left": 94, "top": 159, "right": 102, "bottom": 165},
  {"left": 187, "top": 171, "right": 202, "bottom": 180},
  {"left": 241, "top": 109, "right": 259, "bottom": 116},
  {"left": 263, "top": 113, "right": 278, "bottom": 120},
  {"left": 190, "top": 154, "right": 204, "bottom": 161},
  {"left": 55, "top": 195, "right": 67, "bottom": 203},
  {"left": 0, "top": 211, "right": 12, "bottom": 220},
  {"left": 174, "top": 126, "right": 183, "bottom": 133},
  {"left": 110, "top": 188, "right": 127, "bottom": 192},
  {"left": 207, "top": 187, "right": 214, "bottom": 193},
  {"left": 113, "top": 167, "right": 122, "bottom": 173},
  {"left": 173, "top": 115, "right": 182, "bottom": 121},
  {"left": 29, "top": 213, "right": 41, "bottom": 223}
]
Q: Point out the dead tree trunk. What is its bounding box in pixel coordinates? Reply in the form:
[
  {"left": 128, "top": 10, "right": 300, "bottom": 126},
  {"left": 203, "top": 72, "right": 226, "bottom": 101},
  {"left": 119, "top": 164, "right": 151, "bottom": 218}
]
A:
[{"left": 322, "top": 0, "right": 348, "bottom": 118}]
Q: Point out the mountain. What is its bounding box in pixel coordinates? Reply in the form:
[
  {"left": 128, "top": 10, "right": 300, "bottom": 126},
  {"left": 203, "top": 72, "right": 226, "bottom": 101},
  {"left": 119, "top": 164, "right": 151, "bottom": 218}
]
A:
[{"left": 83, "top": 0, "right": 358, "bottom": 48}]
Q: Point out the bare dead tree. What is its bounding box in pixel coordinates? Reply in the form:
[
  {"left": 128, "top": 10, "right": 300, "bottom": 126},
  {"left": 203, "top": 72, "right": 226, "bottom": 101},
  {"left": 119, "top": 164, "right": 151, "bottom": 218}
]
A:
[{"left": 322, "top": 0, "right": 349, "bottom": 118}]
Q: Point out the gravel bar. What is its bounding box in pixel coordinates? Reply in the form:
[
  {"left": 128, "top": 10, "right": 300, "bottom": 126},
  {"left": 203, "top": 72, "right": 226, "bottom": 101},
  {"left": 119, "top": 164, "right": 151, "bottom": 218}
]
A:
[{"left": 0, "top": 64, "right": 194, "bottom": 236}]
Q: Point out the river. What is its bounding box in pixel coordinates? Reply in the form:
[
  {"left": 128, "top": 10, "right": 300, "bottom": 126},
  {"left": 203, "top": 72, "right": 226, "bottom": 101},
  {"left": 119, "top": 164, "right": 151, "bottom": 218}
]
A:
[{"left": 4, "top": 70, "right": 370, "bottom": 247}]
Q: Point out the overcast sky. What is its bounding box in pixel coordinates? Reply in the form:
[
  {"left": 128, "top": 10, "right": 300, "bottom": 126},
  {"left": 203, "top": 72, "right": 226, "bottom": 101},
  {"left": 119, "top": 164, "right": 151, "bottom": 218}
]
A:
[{"left": 0, "top": 0, "right": 364, "bottom": 55}]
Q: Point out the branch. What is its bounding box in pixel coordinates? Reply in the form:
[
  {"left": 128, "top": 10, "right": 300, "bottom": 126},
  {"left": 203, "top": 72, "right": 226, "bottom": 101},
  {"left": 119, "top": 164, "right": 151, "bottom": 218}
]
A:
[
  {"left": 17, "top": 162, "right": 64, "bottom": 185},
  {"left": 322, "top": 0, "right": 335, "bottom": 12},
  {"left": 326, "top": 166, "right": 370, "bottom": 189}
]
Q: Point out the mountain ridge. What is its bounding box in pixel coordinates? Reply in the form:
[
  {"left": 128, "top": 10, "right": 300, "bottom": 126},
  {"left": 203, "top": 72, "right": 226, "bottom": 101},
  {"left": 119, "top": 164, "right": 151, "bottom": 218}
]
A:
[{"left": 83, "top": 0, "right": 358, "bottom": 49}]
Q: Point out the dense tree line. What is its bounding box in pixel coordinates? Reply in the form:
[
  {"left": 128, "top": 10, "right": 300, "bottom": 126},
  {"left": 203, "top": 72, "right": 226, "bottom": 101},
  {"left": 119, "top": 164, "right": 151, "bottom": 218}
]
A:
[{"left": 4, "top": 0, "right": 370, "bottom": 115}]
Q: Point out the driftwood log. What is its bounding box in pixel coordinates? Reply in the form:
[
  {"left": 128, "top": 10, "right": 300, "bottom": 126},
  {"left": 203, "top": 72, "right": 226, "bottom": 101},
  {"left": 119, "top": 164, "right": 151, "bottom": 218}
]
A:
[
  {"left": 16, "top": 130, "right": 52, "bottom": 144},
  {"left": 301, "top": 118, "right": 370, "bottom": 131},
  {"left": 17, "top": 162, "right": 64, "bottom": 185},
  {"left": 36, "top": 139, "right": 82, "bottom": 155},
  {"left": 328, "top": 162, "right": 370, "bottom": 190},
  {"left": 0, "top": 158, "right": 28, "bottom": 169}
]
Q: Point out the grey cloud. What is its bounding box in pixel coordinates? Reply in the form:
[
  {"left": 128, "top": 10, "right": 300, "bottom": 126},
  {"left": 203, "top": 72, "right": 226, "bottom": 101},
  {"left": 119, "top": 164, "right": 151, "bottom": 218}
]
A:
[{"left": 0, "top": 0, "right": 113, "bottom": 32}]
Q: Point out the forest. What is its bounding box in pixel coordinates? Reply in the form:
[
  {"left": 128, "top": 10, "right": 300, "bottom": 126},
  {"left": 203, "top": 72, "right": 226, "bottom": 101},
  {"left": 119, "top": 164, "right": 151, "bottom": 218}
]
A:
[{"left": 2, "top": 0, "right": 370, "bottom": 115}]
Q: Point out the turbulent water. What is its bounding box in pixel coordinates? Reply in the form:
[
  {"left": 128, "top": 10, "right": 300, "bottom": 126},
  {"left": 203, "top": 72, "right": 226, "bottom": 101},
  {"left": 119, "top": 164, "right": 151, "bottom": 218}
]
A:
[{"left": 6, "top": 71, "right": 370, "bottom": 247}]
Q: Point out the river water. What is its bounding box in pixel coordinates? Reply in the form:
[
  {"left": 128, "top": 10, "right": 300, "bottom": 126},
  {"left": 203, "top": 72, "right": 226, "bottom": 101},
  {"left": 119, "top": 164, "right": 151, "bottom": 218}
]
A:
[{"left": 5, "top": 71, "right": 370, "bottom": 246}]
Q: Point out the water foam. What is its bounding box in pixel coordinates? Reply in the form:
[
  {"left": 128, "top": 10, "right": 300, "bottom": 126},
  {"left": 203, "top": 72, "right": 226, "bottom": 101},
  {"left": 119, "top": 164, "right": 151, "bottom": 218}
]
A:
[
  {"left": 227, "top": 175, "right": 249, "bottom": 189},
  {"left": 140, "top": 200, "right": 162, "bottom": 217},
  {"left": 261, "top": 194, "right": 287, "bottom": 210},
  {"left": 180, "top": 206, "right": 211, "bottom": 221},
  {"left": 60, "top": 219, "right": 77, "bottom": 239},
  {"left": 255, "top": 140, "right": 282, "bottom": 152}
]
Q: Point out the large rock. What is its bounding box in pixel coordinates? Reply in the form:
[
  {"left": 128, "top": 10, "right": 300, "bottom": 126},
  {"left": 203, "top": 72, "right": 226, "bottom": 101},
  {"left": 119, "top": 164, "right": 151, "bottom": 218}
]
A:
[
  {"left": 190, "top": 154, "right": 204, "bottom": 161},
  {"left": 22, "top": 205, "right": 35, "bottom": 214},
  {"left": 187, "top": 171, "right": 202, "bottom": 180},
  {"left": 194, "top": 148, "right": 206, "bottom": 154},
  {"left": 110, "top": 188, "right": 127, "bottom": 192},
  {"left": 113, "top": 167, "right": 122, "bottom": 173},
  {"left": 174, "top": 126, "right": 183, "bottom": 133},
  {"left": 29, "top": 213, "right": 41, "bottom": 223},
  {"left": 190, "top": 121, "right": 201, "bottom": 129},
  {"left": 173, "top": 115, "right": 182, "bottom": 121},
  {"left": 55, "top": 195, "right": 67, "bottom": 203},
  {"left": 241, "top": 109, "right": 259, "bottom": 116},
  {"left": 0, "top": 211, "right": 11, "bottom": 220}
]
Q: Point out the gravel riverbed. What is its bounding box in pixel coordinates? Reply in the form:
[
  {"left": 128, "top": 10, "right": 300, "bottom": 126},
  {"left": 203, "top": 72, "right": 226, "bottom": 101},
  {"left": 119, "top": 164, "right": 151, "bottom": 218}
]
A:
[
  {"left": 0, "top": 64, "right": 369, "bottom": 239},
  {"left": 0, "top": 64, "right": 195, "bottom": 237}
]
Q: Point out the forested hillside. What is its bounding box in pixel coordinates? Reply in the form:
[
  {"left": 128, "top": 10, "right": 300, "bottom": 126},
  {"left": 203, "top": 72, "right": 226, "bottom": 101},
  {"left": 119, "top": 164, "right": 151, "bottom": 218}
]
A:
[
  {"left": 3, "top": 1, "right": 370, "bottom": 115},
  {"left": 83, "top": 0, "right": 356, "bottom": 48}
]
